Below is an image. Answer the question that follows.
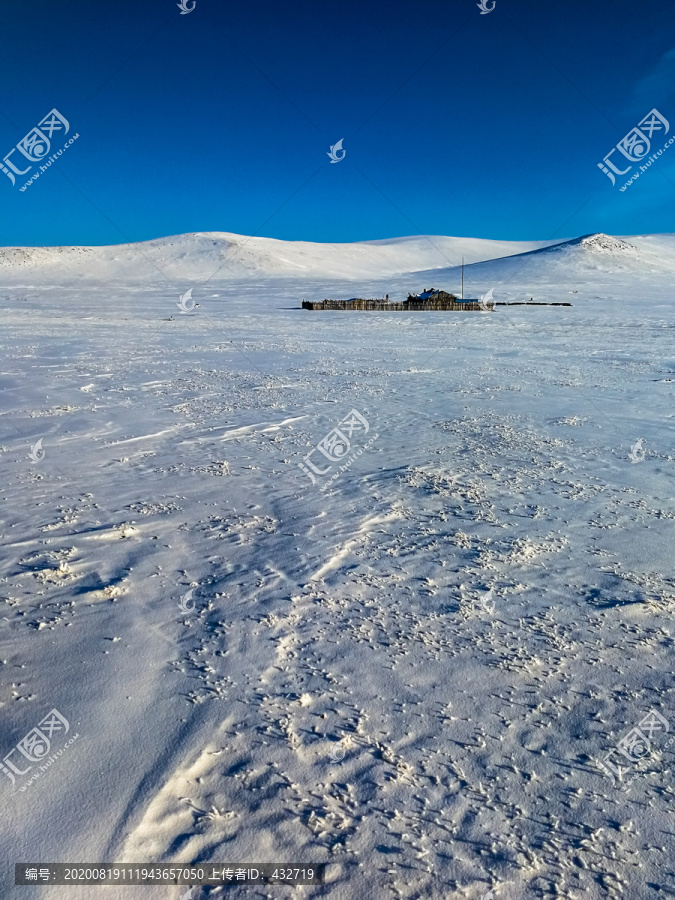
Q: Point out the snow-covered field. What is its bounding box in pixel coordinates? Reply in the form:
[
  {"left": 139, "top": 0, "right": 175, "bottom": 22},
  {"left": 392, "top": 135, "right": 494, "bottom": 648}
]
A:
[{"left": 1, "top": 231, "right": 674, "bottom": 900}]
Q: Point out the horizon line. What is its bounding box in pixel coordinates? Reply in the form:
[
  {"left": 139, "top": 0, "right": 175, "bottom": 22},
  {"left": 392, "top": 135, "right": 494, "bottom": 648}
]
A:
[{"left": 0, "top": 229, "right": 664, "bottom": 250}]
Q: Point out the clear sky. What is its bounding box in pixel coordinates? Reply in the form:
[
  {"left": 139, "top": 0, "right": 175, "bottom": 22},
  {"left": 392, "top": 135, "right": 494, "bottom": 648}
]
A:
[{"left": 1, "top": 0, "right": 675, "bottom": 246}]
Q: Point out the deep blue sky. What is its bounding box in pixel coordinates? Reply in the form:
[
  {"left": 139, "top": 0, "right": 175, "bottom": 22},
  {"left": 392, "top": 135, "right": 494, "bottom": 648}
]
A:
[{"left": 1, "top": 0, "right": 675, "bottom": 246}]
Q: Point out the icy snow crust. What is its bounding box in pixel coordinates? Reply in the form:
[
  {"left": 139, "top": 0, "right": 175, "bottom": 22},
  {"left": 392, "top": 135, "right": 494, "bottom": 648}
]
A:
[{"left": 1, "top": 231, "right": 675, "bottom": 899}]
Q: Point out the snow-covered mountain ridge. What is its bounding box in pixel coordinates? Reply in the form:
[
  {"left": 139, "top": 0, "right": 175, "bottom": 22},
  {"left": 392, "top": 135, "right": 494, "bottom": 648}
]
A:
[
  {"left": 0, "top": 231, "right": 554, "bottom": 281},
  {"left": 2, "top": 230, "right": 674, "bottom": 284}
]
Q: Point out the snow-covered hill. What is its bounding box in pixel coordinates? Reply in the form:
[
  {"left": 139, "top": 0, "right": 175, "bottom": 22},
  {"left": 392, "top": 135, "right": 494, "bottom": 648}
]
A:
[
  {"left": 0, "top": 231, "right": 561, "bottom": 283},
  {"left": 2, "top": 229, "right": 675, "bottom": 292},
  {"left": 416, "top": 231, "right": 675, "bottom": 291}
]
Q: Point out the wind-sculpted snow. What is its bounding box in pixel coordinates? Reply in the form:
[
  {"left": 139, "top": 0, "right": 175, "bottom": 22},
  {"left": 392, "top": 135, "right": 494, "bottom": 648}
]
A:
[{"left": 1, "top": 236, "right": 675, "bottom": 899}]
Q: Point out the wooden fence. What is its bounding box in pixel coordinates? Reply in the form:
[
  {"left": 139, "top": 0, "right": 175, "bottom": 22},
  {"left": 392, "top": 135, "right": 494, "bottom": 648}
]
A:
[{"left": 302, "top": 299, "right": 489, "bottom": 311}]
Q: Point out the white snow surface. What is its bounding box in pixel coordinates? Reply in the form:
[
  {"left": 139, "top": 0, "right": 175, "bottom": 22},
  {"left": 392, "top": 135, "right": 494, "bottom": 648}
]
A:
[{"left": 1, "top": 230, "right": 675, "bottom": 900}]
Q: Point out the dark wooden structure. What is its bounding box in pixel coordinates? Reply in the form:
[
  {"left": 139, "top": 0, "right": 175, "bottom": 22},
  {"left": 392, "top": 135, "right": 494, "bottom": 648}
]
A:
[
  {"left": 302, "top": 291, "right": 573, "bottom": 311},
  {"left": 302, "top": 298, "right": 406, "bottom": 310},
  {"left": 302, "top": 289, "right": 493, "bottom": 312}
]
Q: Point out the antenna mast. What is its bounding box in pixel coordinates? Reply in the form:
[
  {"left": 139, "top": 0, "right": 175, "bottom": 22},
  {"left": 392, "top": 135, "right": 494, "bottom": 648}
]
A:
[{"left": 461, "top": 257, "right": 464, "bottom": 300}]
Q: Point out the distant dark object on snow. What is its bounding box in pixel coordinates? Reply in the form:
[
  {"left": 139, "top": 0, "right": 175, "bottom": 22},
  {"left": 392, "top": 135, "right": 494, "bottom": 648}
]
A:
[
  {"left": 303, "top": 289, "right": 492, "bottom": 311},
  {"left": 302, "top": 290, "right": 572, "bottom": 311}
]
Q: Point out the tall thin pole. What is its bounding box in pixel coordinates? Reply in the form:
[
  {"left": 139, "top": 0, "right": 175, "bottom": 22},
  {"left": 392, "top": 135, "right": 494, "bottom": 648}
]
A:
[{"left": 461, "top": 257, "right": 464, "bottom": 300}]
